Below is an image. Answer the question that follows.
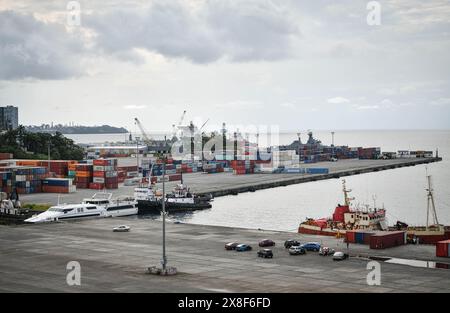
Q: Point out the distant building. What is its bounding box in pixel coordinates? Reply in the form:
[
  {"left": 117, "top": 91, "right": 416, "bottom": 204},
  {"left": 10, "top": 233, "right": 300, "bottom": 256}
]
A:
[{"left": 0, "top": 106, "right": 19, "bottom": 130}]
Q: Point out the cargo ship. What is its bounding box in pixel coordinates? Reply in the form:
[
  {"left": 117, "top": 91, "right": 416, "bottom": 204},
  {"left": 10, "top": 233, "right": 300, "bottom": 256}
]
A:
[
  {"left": 298, "top": 180, "right": 387, "bottom": 237},
  {"left": 390, "top": 175, "right": 450, "bottom": 244}
]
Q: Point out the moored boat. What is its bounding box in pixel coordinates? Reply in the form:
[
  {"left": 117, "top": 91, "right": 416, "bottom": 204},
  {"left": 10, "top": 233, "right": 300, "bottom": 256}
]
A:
[{"left": 298, "top": 180, "right": 387, "bottom": 237}]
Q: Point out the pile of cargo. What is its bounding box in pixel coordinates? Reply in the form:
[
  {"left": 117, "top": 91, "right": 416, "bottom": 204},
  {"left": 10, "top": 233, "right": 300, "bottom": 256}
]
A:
[
  {"left": 75, "top": 164, "right": 93, "bottom": 189},
  {"left": 346, "top": 230, "right": 406, "bottom": 249},
  {"left": 91, "top": 159, "right": 119, "bottom": 190},
  {"left": 0, "top": 153, "right": 13, "bottom": 160},
  {"left": 202, "top": 162, "right": 225, "bottom": 174},
  {"left": 118, "top": 165, "right": 139, "bottom": 183},
  {"left": 15, "top": 160, "right": 77, "bottom": 178},
  {"left": 42, "top": 178, "right": 76, "bottom": 193},
  {"left": 358, "top": 147, "right": 381, "bottom": 160},
  {"left": 0, "top": 166, "right": 48, "bottom": 194},
  {"left": 436, "top": 240, "right": 450, "bottom": 258},
  {"left": 231, "top": 160, "right": 255, "bottom": 175}
]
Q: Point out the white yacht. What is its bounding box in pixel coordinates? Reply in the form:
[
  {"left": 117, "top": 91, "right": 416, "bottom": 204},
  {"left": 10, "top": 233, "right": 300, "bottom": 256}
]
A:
[{"left": 24, "top": 193, "right": 138, "bottom": 223}]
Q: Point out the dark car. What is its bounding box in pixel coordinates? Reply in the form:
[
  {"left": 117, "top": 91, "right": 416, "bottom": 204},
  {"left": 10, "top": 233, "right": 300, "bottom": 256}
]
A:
[
  {"left": 300, "top": 242, "right": 321, "bottom": 251},
  {"left": 257, "top": 249, "right": 273, "bottom": 258},
  {"left": 284, "top": 239, "right": 301, "bottom": 249},
  {"left": 236, "top": 244, "right": 252, "bottom": 252},
  {"left": 225, "top": 242, "right": 240, "bottom": 250},
  {"left": 259, "top": 239, "right": 275, "bottom": 247}
]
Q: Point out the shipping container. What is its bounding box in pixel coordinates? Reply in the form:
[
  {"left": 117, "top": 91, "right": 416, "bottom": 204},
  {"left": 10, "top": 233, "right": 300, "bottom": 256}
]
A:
[
  {"left": 346, "top": 230, "right": 356, "bottom": 243},
  {"left": 436, "top": 240, "right": 450, "bottom": 258},
  {"left": 369, "top": 231, "right": 406, "bottom": 249}
]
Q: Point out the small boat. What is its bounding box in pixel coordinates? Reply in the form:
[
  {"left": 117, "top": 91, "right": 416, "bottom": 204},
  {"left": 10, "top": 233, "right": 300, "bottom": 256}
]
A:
[
  {"left": 298, "top": 180, "right": 387, "bottom": 237},
  {"left": 390, "top": 175, "right": 450, "bottom": 244},
  {"left": 24, "top": 192, "right": 137, "bottom": 223}
]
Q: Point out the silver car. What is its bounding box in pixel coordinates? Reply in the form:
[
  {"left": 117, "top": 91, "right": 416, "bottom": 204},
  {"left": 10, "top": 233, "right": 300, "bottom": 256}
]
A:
[
  {"left": 113, "top": 225, "right": 130, "bottom": 232},
  {"left": 332, "top": 251, "right": 349, "bottom": 261}
]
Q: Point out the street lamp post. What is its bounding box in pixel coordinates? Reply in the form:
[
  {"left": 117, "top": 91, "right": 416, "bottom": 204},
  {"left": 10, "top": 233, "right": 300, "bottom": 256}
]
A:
[{"left": 297, "top": 132, "right": 301, "bottom": 170}]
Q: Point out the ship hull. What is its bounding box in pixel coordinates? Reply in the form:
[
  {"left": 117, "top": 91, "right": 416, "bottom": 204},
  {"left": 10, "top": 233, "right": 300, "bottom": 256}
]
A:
[
  {"left": 137, "top": 200, "right": 212, "bottom": 214},
  {"left": 298, "top": 224, "right": 346, "bottom": 237}
]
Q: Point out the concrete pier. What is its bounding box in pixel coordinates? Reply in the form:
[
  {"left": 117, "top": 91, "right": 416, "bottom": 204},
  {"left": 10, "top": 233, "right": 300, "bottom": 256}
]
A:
[
  {"left": 0, "top": 217, "right": 449, "bottom": 292},
  {"left": 19, "top": 157, "right": 442, "bottom": 205}
]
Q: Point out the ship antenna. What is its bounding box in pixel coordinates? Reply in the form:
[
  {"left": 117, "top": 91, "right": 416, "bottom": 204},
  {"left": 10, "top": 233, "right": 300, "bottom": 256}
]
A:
[{"left": 426, "top": 174, "right": 440, "bottom": 231}]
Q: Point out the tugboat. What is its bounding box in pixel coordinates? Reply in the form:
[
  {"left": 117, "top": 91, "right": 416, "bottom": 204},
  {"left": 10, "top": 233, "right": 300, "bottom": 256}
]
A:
[
  {"left": 391, "top": 174, "right": 450, "bottom": 244},
  {"left": 298, "top": 180, "right": 387, "bottom": 237},
  {"left": 165, "top": 182, "right": 213, "bottom": 212},
  {"left": 134, "top": 172, "right": 213, "bottom": 214}
]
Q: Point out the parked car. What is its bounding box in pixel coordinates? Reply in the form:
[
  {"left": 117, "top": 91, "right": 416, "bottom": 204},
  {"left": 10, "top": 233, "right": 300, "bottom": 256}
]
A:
[
  {"left": 225, "top": 242, "right": 240, "bottom": 250},
  {"left": 259, "top": 239, "right": 275, "bottom": 247},
  {"left": 319, "top": 247, "right": 335, "bottom": 256},
  {"left": 257, "top": 249, "right": 273, "bottom": 258},
  {"left": 113, "top": 225, "right": 130, "bottom": 232},
  {"left": 284, "top": 239, "right": 301, "bottom": 248},
  {"left": 332, "top": 251, "right": 349, "bottom": 261},
  {"left": 300, "top": 242, "right": 321, "bottom": 251},
  {"left": 236, "top": 244, "right": 252, "bottom": 252},
  {"left": 288, "top": 246, "right": 306, "bottom": 255}
]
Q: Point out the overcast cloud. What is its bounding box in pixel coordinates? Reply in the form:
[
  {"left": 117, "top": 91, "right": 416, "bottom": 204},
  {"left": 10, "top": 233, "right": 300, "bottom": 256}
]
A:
[{"left": 0, "top": 0, "right": 449, "bottom": 130}]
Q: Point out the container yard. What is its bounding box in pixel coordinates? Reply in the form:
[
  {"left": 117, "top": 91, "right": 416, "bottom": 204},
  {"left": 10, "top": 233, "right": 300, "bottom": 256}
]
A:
[{"left": 0, "top": 217, "right": 449, "bottom": 293}]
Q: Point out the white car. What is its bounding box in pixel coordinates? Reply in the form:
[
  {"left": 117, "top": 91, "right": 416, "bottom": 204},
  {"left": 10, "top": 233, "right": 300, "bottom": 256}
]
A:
[
  {"left": 113, "top": 225, "right": 130, "bottom": 232},
  {"left": 332, "top": 251, "right": 349, "bottom": 261}
]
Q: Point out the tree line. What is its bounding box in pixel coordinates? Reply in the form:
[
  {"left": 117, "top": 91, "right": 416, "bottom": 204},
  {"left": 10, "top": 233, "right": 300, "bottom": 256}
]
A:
[{"left": 0, "top": 126, "right": 84, "bottom": 160}]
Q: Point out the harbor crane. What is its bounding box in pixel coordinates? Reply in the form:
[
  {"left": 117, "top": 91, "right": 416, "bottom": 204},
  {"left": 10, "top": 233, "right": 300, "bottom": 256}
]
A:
[
  {"left": 134, "top": 117, "right": 154, "bottom": 146},
  {"left": 172, "top": 110, "right": 187, "bottom": 139}
]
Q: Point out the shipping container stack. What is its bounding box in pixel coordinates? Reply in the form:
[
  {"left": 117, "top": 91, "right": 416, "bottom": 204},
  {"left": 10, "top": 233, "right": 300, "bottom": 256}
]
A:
[
  {"left": 0, "top": 153, "right": 13, "bottom": 160},
  {"left": 358, "top": 147, "right": 381, "bottom": 160},
  {"left": 346, "top": 230, "right": 407, "bottom": 249},
  {"left": 42, "top": 178, "right": 76, "bottom": 193},
  {"left": 202, "top": 162, "right": 225, "bottom": 174},
  {"left": 91, "top": 158, "right": 119, "bottom": 190},
  {"left": 231, "top": 160, "right": 255, "bottom": 175},
  {"left": 117, "top": 165, "right": 139, "bottom": 183},
  {"left": 75, "top": 164, "right": 93, "bottom": 189},
  {"left": 68, "top": 163, "right": 77, "bottom": 179}
]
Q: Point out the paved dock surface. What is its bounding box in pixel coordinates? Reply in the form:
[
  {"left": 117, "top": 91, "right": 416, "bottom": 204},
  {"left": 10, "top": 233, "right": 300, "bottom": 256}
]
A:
[
  {"left": 20, "top": 158, "right": 440, "bottom": 205},
  {"left": 0, "top": 217, "right": 449, "bottom": 293}
]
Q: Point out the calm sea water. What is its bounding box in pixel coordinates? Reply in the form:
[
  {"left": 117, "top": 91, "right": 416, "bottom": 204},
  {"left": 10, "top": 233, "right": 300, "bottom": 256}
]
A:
[{"left": 68, "top": 130, "right": 450, "bottom": 231}]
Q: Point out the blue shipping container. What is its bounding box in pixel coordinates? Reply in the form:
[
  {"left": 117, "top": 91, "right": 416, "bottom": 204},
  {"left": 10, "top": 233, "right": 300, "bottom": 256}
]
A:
[{"left": 355, "top": 232, "right": 365, "bottom": 244}]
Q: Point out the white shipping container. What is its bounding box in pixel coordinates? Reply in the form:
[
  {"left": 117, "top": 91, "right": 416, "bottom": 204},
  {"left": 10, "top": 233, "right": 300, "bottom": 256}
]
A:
[
  {"left": 15, "top": 175, "right": 26, "bottom": 182},
  {"left": 93, "top": 177, "right": 105, "bottom": 183}
]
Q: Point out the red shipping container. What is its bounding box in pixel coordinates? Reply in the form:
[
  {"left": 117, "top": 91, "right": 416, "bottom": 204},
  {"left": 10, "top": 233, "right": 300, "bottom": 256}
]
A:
[
  {"left": 89, "top": 183, "right": 104, "bottom": 190},
  {"left": 370, "top": 231, "right": 406, "bottom": 249},
  {"left": 436, "top": 240, "right": 450, "bottom": 257},
  {"left": 93, "top": 171, "right": 105, "bottom": 178},
  {"left": 345, "top": 230, "right": 356, "bottom": 243}
]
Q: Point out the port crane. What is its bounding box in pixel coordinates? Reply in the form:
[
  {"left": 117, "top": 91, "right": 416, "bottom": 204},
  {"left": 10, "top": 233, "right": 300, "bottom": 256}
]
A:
[
  {"left": 172, "top": 110, "right": 187, "bottom": 139},
  {"left": 134, "top": 117, "right": 154, "bottom": 146}
]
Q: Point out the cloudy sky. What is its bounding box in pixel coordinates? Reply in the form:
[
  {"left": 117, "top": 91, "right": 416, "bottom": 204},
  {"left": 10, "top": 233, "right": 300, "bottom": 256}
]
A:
[{"left": 0, "top": 0, "right": 449, "bottom": 133}]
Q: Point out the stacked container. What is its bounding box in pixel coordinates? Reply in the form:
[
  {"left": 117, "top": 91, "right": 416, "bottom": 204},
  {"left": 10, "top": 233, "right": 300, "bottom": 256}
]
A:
[
  {"left": 0, "top": 166, "right": 48, "bottom": 194},
  {"left": 345, "top": 230, "right": 375, "bottom": 244},
  {"left": 42, "top": 178, "right": 76, "bottom": 193},
  {"left": 75, "top": 164, "right": 93, "bottom": 189},
  {"left": 91, "top": 158, "right": 119, "bottom": 189},
  {"left": 231, "top": 160, "right": 255, "bottom": 175}
]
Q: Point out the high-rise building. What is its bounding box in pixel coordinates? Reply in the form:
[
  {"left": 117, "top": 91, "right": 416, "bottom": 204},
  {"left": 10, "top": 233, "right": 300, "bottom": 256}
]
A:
[{"left": 0, "top": 106, "right": 19, "bottom": 130}]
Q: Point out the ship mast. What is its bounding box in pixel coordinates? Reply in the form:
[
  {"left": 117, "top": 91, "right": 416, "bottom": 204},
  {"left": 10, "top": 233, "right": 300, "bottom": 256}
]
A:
[
  {"left": 342, "top": 179, "right": 355, "bottom": 207},
  {"left": 426, "top": 175, "right": 440, "bottom": 231}
]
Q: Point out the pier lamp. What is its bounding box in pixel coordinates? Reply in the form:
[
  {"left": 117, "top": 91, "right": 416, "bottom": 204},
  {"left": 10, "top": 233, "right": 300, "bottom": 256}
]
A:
[
  {"left": 148, "top": 135, "right": 177, "bottom": 276},
  {"left": 297, "top": 132, "right": 301, "bottom": 169}
]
